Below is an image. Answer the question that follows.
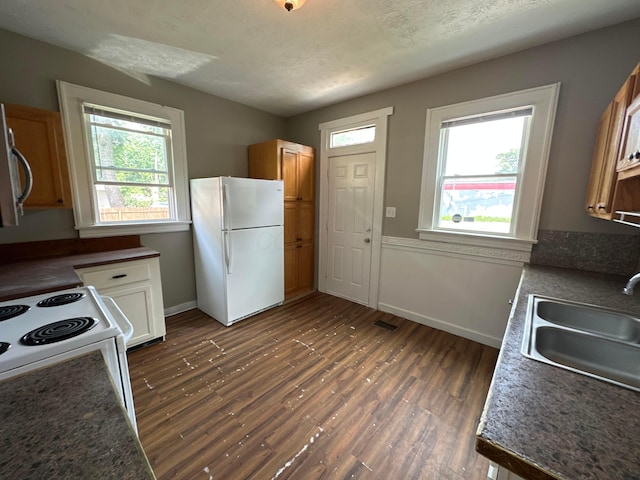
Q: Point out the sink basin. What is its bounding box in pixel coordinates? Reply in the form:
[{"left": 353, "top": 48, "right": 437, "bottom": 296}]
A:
[
  {"left": 534, "top": 327, "right": 640, "bottom": 391},
  {"left": 536, "top": 299, "right": 640, "bottom": 342},
  {"left": 522, "top": 295, "right": 640, "bottom": 392}
]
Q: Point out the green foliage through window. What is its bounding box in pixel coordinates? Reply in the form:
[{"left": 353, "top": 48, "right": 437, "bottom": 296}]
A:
[{"left": 84, "top": 107, "right": 174, "bottom": 221}]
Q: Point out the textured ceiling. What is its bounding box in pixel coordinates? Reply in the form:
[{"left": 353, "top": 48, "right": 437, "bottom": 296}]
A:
[{"left": 0, "top": 0, "right": 639, "bottom": 116}]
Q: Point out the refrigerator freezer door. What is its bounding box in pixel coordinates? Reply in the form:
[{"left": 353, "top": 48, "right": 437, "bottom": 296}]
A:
[
  {"left": 225, "top": 226, "right": 284, "bottom": 323},
  {"left": 222, "top": 177, "right": 283, "bottom": 230}
]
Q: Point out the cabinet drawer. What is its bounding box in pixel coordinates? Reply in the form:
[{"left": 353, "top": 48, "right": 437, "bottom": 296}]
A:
[{"left": 79, "top": 262, "right": 151, "bottom": 289}]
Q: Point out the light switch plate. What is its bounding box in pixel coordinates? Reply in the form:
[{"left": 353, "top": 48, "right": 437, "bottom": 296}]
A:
[{"left": 385, "top": 207, "right": 396, "bottom": 218}]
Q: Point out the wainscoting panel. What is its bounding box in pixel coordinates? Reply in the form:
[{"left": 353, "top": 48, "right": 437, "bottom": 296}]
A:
[{"left": 378, "top": 237, "right": 524, "bottom": 348}]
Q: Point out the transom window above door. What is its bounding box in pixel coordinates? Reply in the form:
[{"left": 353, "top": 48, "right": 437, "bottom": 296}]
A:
[{"left": 329, "top": 125, "right": 376, "bottom": 148}]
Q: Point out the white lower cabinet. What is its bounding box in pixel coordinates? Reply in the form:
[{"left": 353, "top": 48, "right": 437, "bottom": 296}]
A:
[
  {"left": 75, "top": 257, "right": 166, "bottom": 348},
  {"left": 488, "top": 462, "right": 525, "bottom": 480}
]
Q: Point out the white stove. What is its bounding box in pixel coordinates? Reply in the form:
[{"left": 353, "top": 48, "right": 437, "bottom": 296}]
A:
[{"left": 0, "top": 286, "right": 138, "bottom": 432}]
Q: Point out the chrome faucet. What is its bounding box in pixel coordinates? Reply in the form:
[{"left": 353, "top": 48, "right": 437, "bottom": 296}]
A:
[{"left": 622, "top": 272, "right": 640, "bottom": 295}]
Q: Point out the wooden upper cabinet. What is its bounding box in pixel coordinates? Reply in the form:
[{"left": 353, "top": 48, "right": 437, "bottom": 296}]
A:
[
  {"left": 281, "top": 147, "right": 314, "bottom": 201},
  {"left": 617, "top": 94, "right": 640, "bottom": 176},
  {"left": 249, "top": 139, "right": 315, "bottom": 202},
  {"left": 585, "top": 64, "right": 639, "bottom": 220},
  {"left": 4, "top": 104, "right": 72, "bottom": 209}
]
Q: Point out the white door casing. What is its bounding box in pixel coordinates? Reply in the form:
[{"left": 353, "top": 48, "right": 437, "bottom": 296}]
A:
[
  {"left": 326, "top": 153, "right": 376, "bottom": 304},
  {"left": 318, "top": 106, "right": 393, "bottom": 308}
]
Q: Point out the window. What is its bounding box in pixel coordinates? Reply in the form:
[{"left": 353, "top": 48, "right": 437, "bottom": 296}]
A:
[
  {"left": 436, "top": 109, "right": 531, "bottom": 234},
  {"left": 57, "top": 81, "right": 190, "bottom": 237},
  {"left": 330, "top": 125, "right": 376, "bottom": 148},
  {"left": 418, "top": 84, "right": 560, "bottom": 247}
]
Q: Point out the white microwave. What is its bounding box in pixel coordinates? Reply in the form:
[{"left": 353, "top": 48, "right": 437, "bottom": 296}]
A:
[{"left": 0, "top": 103, "right": 32, "bottom": 226}]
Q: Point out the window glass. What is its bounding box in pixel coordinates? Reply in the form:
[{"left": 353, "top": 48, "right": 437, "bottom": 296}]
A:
[
  {"left": 436, "top": 111, "right": 530, "bottom": 234},
  {"left": 84, "top": 107, "right": 174, "bottom": 223},
  {"left": 330, "top": 125, "right": 375, "bottom": 148}
]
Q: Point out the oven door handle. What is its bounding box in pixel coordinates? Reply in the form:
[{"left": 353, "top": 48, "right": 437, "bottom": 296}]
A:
[{"left": 101, "top": 296, "right": 134, "bottom": 344}]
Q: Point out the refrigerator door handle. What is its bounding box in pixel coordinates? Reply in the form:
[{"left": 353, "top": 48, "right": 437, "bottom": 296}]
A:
[
  {"left": 223, "top": 182, "right": 232, "bottom": 231},
  {"left": 224, "top": 231, "right": 233, "bottom": 274}
]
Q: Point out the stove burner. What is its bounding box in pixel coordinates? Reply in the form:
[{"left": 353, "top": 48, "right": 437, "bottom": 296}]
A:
[
  {"left": 20, "top": 317, "right": 98, "bottom": 346},
  {"left": 0, "top": 342, "right": 10, "bottom": 355},
  {"left": 36, "top": 292, "right": 86, "bottom": 308},
  {"left": 0, "top": 305, "right": 30, "bottom": 321}
]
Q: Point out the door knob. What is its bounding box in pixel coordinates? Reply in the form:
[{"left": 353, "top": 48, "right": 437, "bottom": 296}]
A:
[{"left": 364, "top": 238, "right": 371, "bottom": 243}]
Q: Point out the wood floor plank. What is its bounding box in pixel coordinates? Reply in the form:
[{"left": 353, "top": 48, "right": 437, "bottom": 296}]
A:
[{"left": 128, "top": 292, "right": 498, "bottom": 479}]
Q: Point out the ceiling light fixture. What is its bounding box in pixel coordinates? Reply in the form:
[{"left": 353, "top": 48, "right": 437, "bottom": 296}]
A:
[{"left": 275, "top": 0, "right": 306, "bottom": 12}]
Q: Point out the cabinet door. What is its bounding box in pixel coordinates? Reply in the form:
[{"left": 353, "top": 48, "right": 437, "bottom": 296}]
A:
[
  {"left": 585, "top": 103, "right": 613, "bottom": 213},
  {"left": 284, "top": 244, "right": 299, "bottom": 296},
  {"left": 596, "top": 80, "right": 632, "bottom": 213},
  {"left": 101, "top": 283, "right": 156, "bottom": 348},
  {"left": 4, "top": 104, "right": 71, "bottom": 208},
  {"left": 618, "top": 95, "right": 640, "bottom": 173},
  {"left": 284, "top": 203, "right": 314, "bottom": 244},
  {"left": 298, "top": 202, "right": 314, "bottom": 242},
  {"left": 297, "top": 151, "right": 314, "bottom": 201},
  {"left": 284, "top": 202, "right": 298, "bottom": 244},
  {"left": 282, "top": 149, "right": 299, "bottom": 201},
  {"left": 298, "top": 243, "right": 314, "bottom": 292}
]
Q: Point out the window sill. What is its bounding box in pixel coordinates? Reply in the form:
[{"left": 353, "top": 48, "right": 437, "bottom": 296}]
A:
[
  {"left": 407, "top": 229, "right": 537, "bottom": 263},
  {"left": 77, "top": 221, "right": 191, "bottom": 238},
  {"left": 417, "top": 229, "right": 536, "bottom": 249}
]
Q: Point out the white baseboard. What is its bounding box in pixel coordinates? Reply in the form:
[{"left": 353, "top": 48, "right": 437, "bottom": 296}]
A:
[
  {"left": 164, "top": 300, "right": 197, "bottom": 317},
  {"left": 378, "top": 302, "right": 503, "bottom": 349}
]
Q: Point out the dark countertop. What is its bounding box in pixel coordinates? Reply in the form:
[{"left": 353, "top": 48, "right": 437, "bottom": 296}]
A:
[
  {"left": 476, "top": 265, "right": 640, "bottom": 480},
  {"left": 0, "top": 352, "right": 155, "bottom": 479},
  {"left": 0, "top": 247, "right": 159, "bottom": 301}
]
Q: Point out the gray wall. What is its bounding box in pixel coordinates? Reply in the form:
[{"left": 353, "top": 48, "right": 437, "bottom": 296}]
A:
[
  {"left": 3, "top": 18, "right": 640, "bottom": 308},
  {"left": 285, "top": 18, "right": 640, "bottom": 240},
  {"left": 0, "top": 29, "right": 286, "bottom": 307}
]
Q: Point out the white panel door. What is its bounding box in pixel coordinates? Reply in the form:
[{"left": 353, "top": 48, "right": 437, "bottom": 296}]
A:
[
  {"left": 326, "top": 153, "right": 375, "bottom": 305},
  {"left": 225, "top": 226, "right": 284, "bottom": 323},
  {"left": 222, "top": 177, "right": 284, "bottom": 230}
]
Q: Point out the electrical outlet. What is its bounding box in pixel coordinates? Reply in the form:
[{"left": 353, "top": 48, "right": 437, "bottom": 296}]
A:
[{"left": 385, "top": 207, "right": 396, "bottom": 218}]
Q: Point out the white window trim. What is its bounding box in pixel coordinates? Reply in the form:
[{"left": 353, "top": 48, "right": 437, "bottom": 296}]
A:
[
  {"left": 417, "top": 83, "right": 560, "bottom": 250},
  {"left": 57, "top": 81, "right": 190, "bottom": 238},
  {"left": 318, "top": 106, "right": 393, "bottom": 308}
]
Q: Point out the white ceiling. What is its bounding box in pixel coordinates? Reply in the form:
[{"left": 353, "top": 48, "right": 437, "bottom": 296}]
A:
[{"left": 0, "top": 0, "right": 639, "bottom": 117}]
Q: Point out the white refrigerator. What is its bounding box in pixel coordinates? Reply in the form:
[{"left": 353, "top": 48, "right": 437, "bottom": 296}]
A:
[{"left": 190, "top": 177, "right": 284, "bottom": 326}]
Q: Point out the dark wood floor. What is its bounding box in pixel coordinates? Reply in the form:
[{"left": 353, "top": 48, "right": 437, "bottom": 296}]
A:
[{"left": 128, "top": 292, "right": 498, "bottom": 480}]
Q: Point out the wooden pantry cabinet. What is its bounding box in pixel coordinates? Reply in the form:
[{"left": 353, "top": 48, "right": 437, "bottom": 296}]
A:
[
  {"left": 4, "top": 104, "right": 72, "bottom": 209},
  {"left": 249, "top": 139, "right": 315, "bottom": 299}
]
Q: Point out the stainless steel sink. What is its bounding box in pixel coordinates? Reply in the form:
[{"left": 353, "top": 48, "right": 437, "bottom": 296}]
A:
[
  {"left": 522, "top": 295, "right": 640, "bottom": 392},
  {"left": 536, "top": 299, "right": 640, "bottom": 342}
]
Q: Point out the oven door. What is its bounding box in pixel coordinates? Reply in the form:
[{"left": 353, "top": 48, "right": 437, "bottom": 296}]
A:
[{"left": 0, "top": 103, "right": 33, "bottom": 227}]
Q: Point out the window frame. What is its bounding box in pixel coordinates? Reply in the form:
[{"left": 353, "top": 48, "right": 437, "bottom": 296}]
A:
[
  {"left": 57, "top": 81, "right": 190, "bottom": 238},
  {"left": 417, "top": 83, "right": 560, "bottom": 249}
]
